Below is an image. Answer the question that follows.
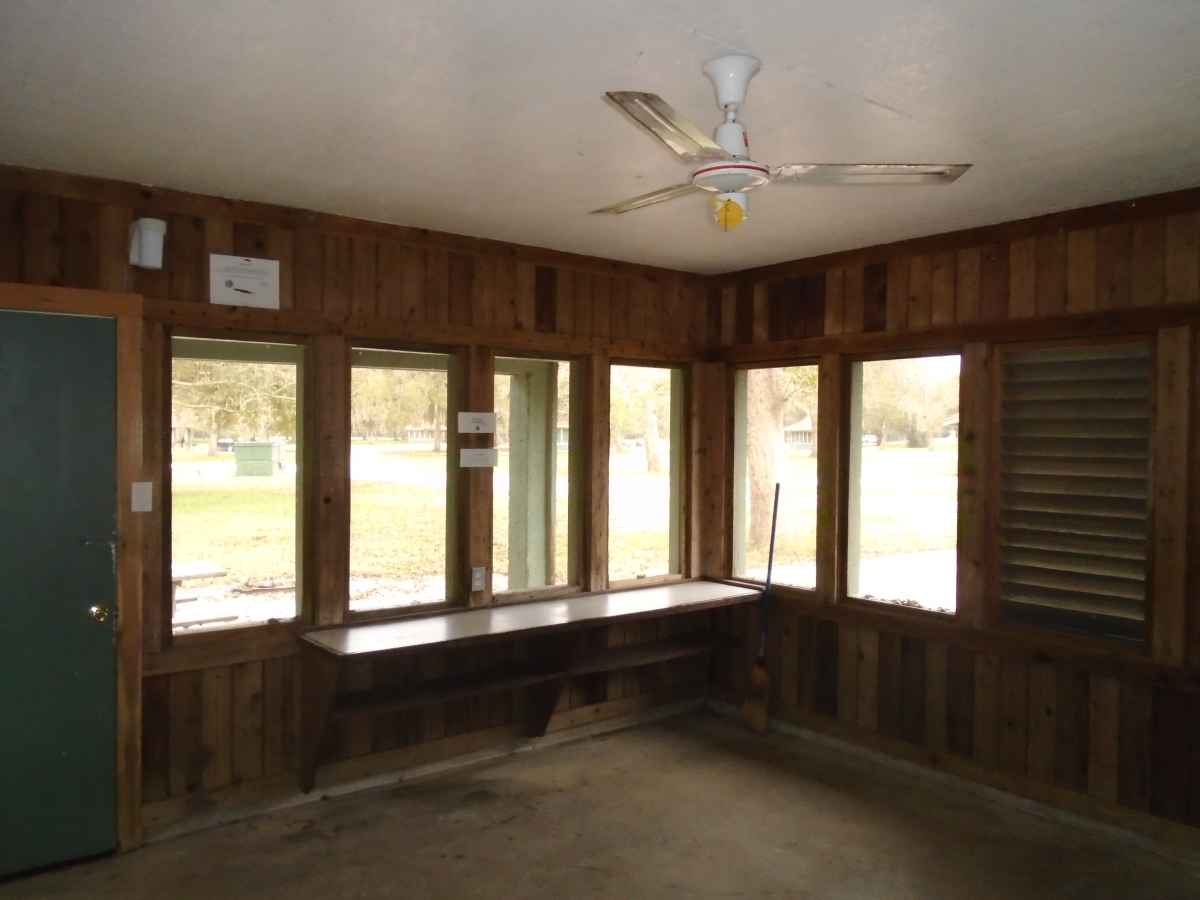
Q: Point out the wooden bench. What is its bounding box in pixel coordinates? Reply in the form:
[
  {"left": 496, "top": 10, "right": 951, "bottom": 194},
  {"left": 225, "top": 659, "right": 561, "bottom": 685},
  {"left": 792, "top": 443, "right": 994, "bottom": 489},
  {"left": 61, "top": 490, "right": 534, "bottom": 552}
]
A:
[{"left": 298, "top": 580, "right": 760, "bottom": 791}]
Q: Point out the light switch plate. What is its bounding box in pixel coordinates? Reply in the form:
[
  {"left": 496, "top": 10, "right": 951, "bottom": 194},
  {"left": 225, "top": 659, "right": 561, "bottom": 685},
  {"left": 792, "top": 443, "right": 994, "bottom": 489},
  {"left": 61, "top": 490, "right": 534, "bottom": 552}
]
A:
[
  {"left": 131, "top": 481, "right": 154, "bottom": 513},
  {"left": 471, "top": 567, "right": 487, "bottom": 592}
]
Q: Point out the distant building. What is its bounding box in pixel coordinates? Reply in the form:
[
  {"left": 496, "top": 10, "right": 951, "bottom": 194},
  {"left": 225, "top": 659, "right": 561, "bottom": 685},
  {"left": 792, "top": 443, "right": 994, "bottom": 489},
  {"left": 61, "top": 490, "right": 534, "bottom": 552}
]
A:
[
  {"left": 942, "top": 414, "right": 959, "bottom": 437},
  {"left": 404, "top": 424, "right": 447, "bottom": 444},
  {"left": 784, "top": 415, "right": 814, "bottom": 448}
]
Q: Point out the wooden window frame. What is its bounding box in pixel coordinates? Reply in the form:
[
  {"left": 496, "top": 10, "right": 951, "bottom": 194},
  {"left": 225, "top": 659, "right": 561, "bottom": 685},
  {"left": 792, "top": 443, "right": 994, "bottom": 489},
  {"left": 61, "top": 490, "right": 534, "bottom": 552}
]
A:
[
  {"left": 984, "top": 333, "right": 1159, "bottom": 653},
  {"left": 164, "top": 332, "right": 308, "bottom": 641},
  {"left": 606, "top": 359, "right": 691, "bottom": 589}
]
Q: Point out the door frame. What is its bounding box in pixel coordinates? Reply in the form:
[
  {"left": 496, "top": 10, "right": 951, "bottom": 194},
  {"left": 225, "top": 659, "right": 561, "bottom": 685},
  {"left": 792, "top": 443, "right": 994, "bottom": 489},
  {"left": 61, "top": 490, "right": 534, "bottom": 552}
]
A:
[{"left": 0, "top": 282, "right": 146, "bottom": 850}]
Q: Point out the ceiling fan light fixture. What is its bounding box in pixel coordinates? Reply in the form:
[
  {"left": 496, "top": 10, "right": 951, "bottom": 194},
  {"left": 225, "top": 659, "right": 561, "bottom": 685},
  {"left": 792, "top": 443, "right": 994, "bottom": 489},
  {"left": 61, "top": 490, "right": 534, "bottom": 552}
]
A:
[{"left": 712, "top": 192, "right": 747, "bottom": 231}]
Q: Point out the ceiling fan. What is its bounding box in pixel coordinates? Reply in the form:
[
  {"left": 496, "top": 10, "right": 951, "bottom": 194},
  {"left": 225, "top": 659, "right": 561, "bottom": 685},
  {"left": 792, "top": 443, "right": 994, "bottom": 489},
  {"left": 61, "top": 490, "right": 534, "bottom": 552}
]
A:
[{"left": 591, "top": 55, "right": 970, "bottom": 230}]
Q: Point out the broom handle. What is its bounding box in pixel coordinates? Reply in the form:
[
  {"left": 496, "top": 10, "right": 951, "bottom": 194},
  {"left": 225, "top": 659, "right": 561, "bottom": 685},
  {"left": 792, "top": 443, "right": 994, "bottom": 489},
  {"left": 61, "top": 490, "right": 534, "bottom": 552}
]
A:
[{"left": 757, "top": 483, "right": 781, "bottom": 658}]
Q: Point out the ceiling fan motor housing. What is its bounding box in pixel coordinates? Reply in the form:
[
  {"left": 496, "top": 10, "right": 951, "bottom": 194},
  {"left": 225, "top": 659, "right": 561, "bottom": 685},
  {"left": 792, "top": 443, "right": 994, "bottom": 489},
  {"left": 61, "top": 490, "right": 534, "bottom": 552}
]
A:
[
  {"left": 703, "top": 54, "right": 762, "bottom": 110},
  {"left": 691, "top": 159, "right": 771, "bottom": 194}
]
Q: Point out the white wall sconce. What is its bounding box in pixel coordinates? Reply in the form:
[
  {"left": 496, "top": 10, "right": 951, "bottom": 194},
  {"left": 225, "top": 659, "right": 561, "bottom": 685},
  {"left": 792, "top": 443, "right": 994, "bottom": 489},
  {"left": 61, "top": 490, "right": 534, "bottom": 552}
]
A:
[{"left": 129, "top": 217, "right": 167, "bottom": 269}]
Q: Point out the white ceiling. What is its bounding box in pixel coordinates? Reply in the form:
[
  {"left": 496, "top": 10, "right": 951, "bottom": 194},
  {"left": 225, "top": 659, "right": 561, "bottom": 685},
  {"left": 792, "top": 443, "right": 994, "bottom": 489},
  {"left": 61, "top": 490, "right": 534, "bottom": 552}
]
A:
[{"left": 1, "top": 1, "right": 1199, "bottom": 275}]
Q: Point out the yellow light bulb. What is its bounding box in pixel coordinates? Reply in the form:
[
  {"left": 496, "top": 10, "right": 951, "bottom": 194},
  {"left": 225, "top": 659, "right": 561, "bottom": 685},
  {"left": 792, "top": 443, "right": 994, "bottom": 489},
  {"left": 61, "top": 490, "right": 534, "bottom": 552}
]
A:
[{"left": 713, "top": 197, "right": 744, "bottom": 231}]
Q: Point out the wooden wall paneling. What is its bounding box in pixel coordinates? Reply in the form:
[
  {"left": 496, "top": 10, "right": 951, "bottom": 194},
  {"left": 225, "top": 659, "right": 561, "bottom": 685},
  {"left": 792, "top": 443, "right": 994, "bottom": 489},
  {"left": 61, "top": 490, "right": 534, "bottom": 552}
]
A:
[
  {"left": 979, "top": 242, "right": 1010, "bottom": 322},
  {"left": 142, "top": 675, "right": 171, "bottom": 803},
  {"left": 946, "top": 645, "right": 975, "bottom": 757},
  {"left": 930, "top": 251, "right": 956, "bottom": 327},
  {"left": 1026, "top": 661, "right": 1057, "bottom": 784},
  {"left": 338, "top": 661, "right": 375, "bottom": 758},
  {"left": 447, "top": 251, "right": 474, "bottom": 327},
  {"left": 1008, "top": 237, "right": 1037, "bottom": 319},
  {"left": 376, "top": 241, "right": 409, "bottom": 321},
  {"left": 425, "top": 247, "right": 451, "bottom": 326},
  {"left": 751, "top": 281, "right": 769, "bottom": 344},
  {"left": 573, "top": 269, "right": 593, "bottom": 338},
  {"left": 925, "top": 640, "right": 948, "bottom": 754},
  {"left": 1096, "top": 223, "right": 1133, "bottom": 310},
  {"left": 899, "top": 636, "right": 927, "bottom": 745},
  {"left": 533, "top": 265, "right": 557, "bottom": 333},
  {"left": 231, "top": 661, "right": 265, "bottom": 783},
  {"left": 168, "top": 670, "right": 203, "bottom": 797},
  {"left": 719, "top": 283, "right": 737, "bottom": 346},
  {"left": 263, "top": 656, "right": 297, "bottom": 777},
  {"left": 22, "top": 192, "right": 62, "bottom": 286},
  {"left": 906, "top": 254, "right": 932, "bottom": 331},
  {"left": 1035, "top": 230, "right": 1067, "bottom": 318},
  {"left": 733, "top": 281, "right": 754, "bottom": 344},
  {"left": 349, "top": 237, "right": 378, "bottom": 320},
  {"left": 1149, "top": 687, "right": 1192, "bottom": 823},
  {"left": 199, "top": 218, "right": 234, "bottom": 306},
  {"left": 815, "top": 353, "right": 845, "bottom": 604},
  {"left": 808, "top": 618, "right": 836, "bottom": 718},
  {"left": 1152, "top": 326, "right": 1190, "bottom": 665},
  {"left": 232, "top": 220, "right": 268, "bottom": 258},
  {"left": 607, "top": 275, "right": 630, "bottom": 341},
  {"left": 321, "top": 234, "right": 353, "bottom": 320},
  {"left": 690, "top": 361, "right": 729, "bottom": 578},
  {"left": 876, "top": 631, "right": 901, "bottom": 738},
  {"left": 492, "top": 253, "right": 518, "bottom": 332},
  {"left": 1088, "top": 673, "right": 1121, "bottom": 804},
  {"left": 973, "top": 652, "right": 1000, "bottom": 768},
  {"left": 686, "top": 278, "right": 708, "bottom": 347},
  {"left": 1066, "top": 228, "right": 1098, "bottom": 314},
  {"left": 304, "top": 334, "right": 351, "bottom": 625},
  {"left": 461, "top": 345, "right": 494, "bottom": 606},
  {"left": 1054, "top": 664, "right": 1089, "bottom": 793},
  {"left": 292, "top": 229, "right": 324, "bottom": 314},
  {"left": 955, "top": 247, "right": 982, "bottom": 324},
  {"left": 837, "top": 622, "right": 858, "bottom": 725},
  {"left": 0, "top": 189, "right": 23, "bottom": 281},
  {"left": 885, "top": 256, "right": 909, "bottom": 332},
  {"left": 59, "top": 198, "right": 99, "bottom": 289},
  {"left": 841, "top": 264, "right": 864, "bottom": 335},
  {"left": 854, "top": 628, "right": 883, "bottom": 734},
  {"left": 956, "top": 342, "right": 990, "bottom": 629},
  {"left": 201, "top": 666, "right": 233, "bottom": 791},
  {"left": 627, "top": 277, "right": 650, "bottom": 340},
  {"left": 778, "top": 611, "right": 800, "bottom": 711},
  {"left": 792, "top": 615, "right": 816, "bottom": 712},
  {"left": 168, "top": 214, "right": 206, "bottom": 303},
  {"left": 266, "top": 225, "right": 294, "bottom": 310},
  {"left": 585, "top": 353, "right": 610, "bottom": 592},
  {"left": 1165, "top": 212, "right": 1199, "bottom": 305},
  {"left": 593, "top": 274, "right": 616, "bottom": 343},
  {"left": 1132, "top": 218, "right": 1166, "bottom": 308},
  {"left": 862, "top": 262, "right": 887, "bottom": 333},
  {"left": 514, "top": 261, "right": 536, "bottom": 331},
  {"left": 553, "top": 263, "right": 574, "bottom": 335},
  {"left": 1117, "top": 681, "right": 1153, "bottom": 811},
  {"left": 470, "top": 252, "right": 496, "bottom": 331},
  {"left": 96, "top": 205, "right": 132, "bottom": 292},
  {"left": 997, "top": 663, "right": 1034, "bottom": 777}
]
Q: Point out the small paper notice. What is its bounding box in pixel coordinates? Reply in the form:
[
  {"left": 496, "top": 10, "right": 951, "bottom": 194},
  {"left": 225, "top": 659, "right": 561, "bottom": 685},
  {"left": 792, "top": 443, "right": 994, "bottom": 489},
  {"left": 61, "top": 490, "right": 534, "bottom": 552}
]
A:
[
  {"left": 457, "top": 412, "right": 496, "bottom": 434},
  {"left": 459, "top": 448, "right": 498, "bottom": 468},
  {"left": 131, "top": 481, "right": 154, "bottom": 513},
  {"left": 209, "top": 254, "right": 280, "bottom": 309}
]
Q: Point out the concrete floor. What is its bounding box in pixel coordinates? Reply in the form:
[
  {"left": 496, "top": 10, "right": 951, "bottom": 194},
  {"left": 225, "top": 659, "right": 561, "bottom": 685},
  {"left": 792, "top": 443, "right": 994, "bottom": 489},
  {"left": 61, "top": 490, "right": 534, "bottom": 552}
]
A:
[{"left": 5, "top": 712, "right": 1198, "bottom": 899}]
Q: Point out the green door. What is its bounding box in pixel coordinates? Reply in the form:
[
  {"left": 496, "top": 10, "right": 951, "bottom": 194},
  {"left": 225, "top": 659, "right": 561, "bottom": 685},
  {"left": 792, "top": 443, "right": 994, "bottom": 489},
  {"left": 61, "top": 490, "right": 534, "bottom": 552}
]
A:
[{"left": 0, "top": 310, "right": 117, "bottom": 876}]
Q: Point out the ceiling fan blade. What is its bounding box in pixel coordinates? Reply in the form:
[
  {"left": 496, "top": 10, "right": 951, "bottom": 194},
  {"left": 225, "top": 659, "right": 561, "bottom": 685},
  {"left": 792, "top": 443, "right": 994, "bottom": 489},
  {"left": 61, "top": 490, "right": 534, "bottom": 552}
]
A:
[
  {"left": 605, "top": 92, "right": 730, "bottom": 162},
  {"left": 590, "top": 183, "right": 700, "bottom": 215},
  {"left": 771, "top": 163, "right": 971, "bottom": 185}
]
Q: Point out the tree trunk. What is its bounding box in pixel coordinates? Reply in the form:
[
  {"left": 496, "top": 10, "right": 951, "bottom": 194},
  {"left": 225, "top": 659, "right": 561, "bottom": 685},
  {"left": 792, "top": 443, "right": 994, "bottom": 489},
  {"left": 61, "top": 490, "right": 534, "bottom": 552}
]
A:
[
  {"left": 643, "top": 397, "right": 664, "bottom": 474},
  {"left": 746, "top": 369, "right": 786, "bottom": 549},
  {"left": 207, "top": 409, "right": 219, "bottom": 456}
]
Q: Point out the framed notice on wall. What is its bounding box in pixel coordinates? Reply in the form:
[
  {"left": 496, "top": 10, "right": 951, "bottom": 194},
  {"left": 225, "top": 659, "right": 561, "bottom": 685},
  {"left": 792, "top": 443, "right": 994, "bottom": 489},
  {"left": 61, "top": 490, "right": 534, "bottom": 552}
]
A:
[{"left": 209, "top": 254, "right": 280, "bottom": 309}]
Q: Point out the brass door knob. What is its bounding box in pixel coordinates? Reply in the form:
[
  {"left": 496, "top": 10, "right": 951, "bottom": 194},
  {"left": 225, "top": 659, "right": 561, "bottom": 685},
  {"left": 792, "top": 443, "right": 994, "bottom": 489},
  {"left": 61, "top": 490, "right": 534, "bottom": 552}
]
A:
[{"left": 88, "top": 605, "right": 112, "bottom": 623}]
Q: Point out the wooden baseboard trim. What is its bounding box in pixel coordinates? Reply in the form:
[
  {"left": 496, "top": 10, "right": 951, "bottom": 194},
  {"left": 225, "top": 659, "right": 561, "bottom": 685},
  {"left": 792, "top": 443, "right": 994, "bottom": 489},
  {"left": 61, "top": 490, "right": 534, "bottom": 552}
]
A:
[
  {"left": 143, "top": 690, "right": 704, "bottom": 843},
  {"left": 706, "top": 700, "right": 1200, "bottom": 866}
]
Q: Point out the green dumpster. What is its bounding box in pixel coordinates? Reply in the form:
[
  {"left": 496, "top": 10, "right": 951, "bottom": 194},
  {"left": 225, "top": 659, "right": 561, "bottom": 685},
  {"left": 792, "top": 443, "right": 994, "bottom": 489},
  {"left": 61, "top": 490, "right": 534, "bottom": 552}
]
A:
[{"left": 233, "top": 441, "right": 280, "bottom": 476}]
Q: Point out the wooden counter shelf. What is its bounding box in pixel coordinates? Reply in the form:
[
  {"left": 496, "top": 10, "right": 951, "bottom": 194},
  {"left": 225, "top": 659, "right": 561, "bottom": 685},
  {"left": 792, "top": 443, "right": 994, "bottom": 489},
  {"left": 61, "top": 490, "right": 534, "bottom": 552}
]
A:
[{"left": 298, "top": 581, "right": 760, "bottom": 791}]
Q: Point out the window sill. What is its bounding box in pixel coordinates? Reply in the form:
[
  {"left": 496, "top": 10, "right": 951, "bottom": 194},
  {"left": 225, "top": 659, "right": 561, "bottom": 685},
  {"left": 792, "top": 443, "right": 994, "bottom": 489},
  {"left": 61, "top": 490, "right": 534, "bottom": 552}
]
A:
[
  {"left": 149, "top": 620, "right": 298, "bottom": 676},
  {"left": 492, "top": 584, "right": 582, "bottom": 606},
  {"left": 608, "top": 573, "right": 687, "bottom": 590},
  {"left": 347, "top": 600, "right": 461, "bottom": 624}
]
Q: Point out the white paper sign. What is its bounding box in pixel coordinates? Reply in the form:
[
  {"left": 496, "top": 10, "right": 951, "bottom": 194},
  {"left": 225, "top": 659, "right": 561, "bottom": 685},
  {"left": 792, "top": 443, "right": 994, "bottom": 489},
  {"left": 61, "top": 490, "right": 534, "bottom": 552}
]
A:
[
  {"left": 457, "top": 411, "right": 496, "bottom": 434},
  {"left": 209, "top": 254, "right": 280, "bottom": 309},
  {"left": 131, "top": 481, "right": 154, "bottom": 513},
  {"left": 459, "top": 448, "right": 499, "bottom": 468}
]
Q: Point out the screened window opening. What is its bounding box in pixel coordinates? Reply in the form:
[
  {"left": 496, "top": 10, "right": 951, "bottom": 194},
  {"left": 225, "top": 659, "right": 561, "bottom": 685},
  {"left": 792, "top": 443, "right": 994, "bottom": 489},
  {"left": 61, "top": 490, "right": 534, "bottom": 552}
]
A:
[
  {"left": 732, "top": 365, "right": 819, "bottom": 588},
  {"left": 608, "top": 365, "right": 683, "bottom": 582},
  {"left": 349, "top": 348, "right": 450, "bottom": 612},
  {"left": 493, "top": 357, "right": 576, "bottom": 594},
  {"left": 998, "top": 342, "right": 1151, "bottom": 641},
  {"left": 848, "top": 354, "right": 961, "bottom": 612},
  {"left": 170, "top": 338, "right": 302, "bottom": 633}
]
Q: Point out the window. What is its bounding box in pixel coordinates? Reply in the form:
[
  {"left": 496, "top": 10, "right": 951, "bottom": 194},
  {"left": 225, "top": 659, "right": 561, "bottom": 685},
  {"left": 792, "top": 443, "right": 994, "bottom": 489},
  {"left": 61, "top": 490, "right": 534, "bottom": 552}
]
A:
[
  {"left": 493, "top": 358, "right": 577, "bottom": 593},
  {"left": 732, "top": 365, "right": 819, "bottom": 587},
  {"left": 848, "top": 354, "right": 960, "bottom": 612},
  {"left": 170, "top": 338, "right": 302, "bottom": 632},
  {"left": 997, "top": 342, "right": 1150, "bottom": 640},
  {"left": 608, "top": 364, "right": 683, "bottom": 582},
  {"left": 349, "top": 349, "right": 450, "bottom": 612}
]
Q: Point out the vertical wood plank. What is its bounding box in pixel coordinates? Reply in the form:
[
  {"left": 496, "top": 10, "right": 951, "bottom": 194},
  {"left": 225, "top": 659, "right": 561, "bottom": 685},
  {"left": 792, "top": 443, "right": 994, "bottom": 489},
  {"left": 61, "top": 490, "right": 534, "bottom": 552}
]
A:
[
  {"left": 263, "top": 656, "right": 295, "bottom": 776},
  {"left": 425, "top": 247, "right": 450, "bottom": 325},
  {"left": 906, "top": 254, "right": 932, "bottom": 331},
  {"left": 815, "top": 354, "right": 845, "bottom": 605},
  {"left": 946, "top": 646, "right": 975, "bottom": 757},
  {"left": 855, "top": 628, "right": 879, "bottom": 732},
  {"left": 973, "top": 653, "right": 1000, "bottom": 768},
  {"left": 232, "top": 660, "right": 264, "bottom": 783},
  {"left": 1026, "top": 662, "right": 1057, "bottom": 784},
  {"left": 824, "top": 267, "right": 845, "bottom": 336},
  {"left": 141, "top": 676, "right": 171, "bottom": 803},
  {"left": 1153, "top": 326, "right": 1189, "bottom": 665},
  {"left": 1088, "top": 673, "right": 1120, "bottom": 803},
  {"left": 979, "top": 243, "right": 1009, "bottom": 322},
  {"left": 842, "top": 264, "right": 865, "bottom": 334},
  {"left": 778, "top": 612, "right": 799, "bottom": 711},
  {"left": 267, "top": 225, "right": 295, "bottom": 310},
  {"left": 573, "top": 269, "right": 594, "bottom": 338},
  {"left": 1054, "top": 664, "right": 1090, "bottom": 793},
  {"left": 586, "top": 353, "right": 610, "bottom": 592},
  {"left": 447, "top": 252, "right": 475, "bottom": 327},
  {"left": 534, "top": 265, "right": 557, "bottom": 333},
  {"left": 349, "top": 237, "right": 378, "bottom": 320},
  {"left": 955, "top": 247, "right": 981, "bottom": 324},
  {"left": 0, "top": 189, "right": 23, "bottom": 282},
  {"left": 930, "top": 251, "right": 955, "bottom": 326},
  {"left": 899, "top": 636, "right": 927, "bottom": 745},
  {"left": 751, "top": 281, "right": 769, "bottom": 344},
  {"left": 1066, "top": 229, "right": 1098, "bottom": 314},
  {"left": 59, "top": 198, "right": 99, "bottom": 289},
  {"left": 837, "top": 622, "right": 858, "bottom": 726},
  {"left": 813, "top": 620, "right": 839, "bottom": 717},
  {"left": 201, "top": 666, "right": 232, "bottom": 791},
  {"left": 554, "top": 264, "right": 575, "bottom": 335},
  {"left": 1118, "top": 681, "right": 1152, "bottom": 811},
  {"left": 1035, "top": 230, "right": 1067, "bottom": 317},
  {"left": 998, "top": 657, "right": 1029, "bottom": 776},
  {"left": 492, "top": 253, "right": 517, "bottom": 332},
  {"left": 876, "top": 631, "right": 901, "bottom": 738},
  {"left": 1096, "top": 223, "right": 1133, "bottom": 310},
  {"left": 1165, "top": 213, "right": 1199, "bottom": 305},
  {"left": 471, "top": 253, "right": 496, "bottom": 331},
  {"left": 292, "top": 229, "right": 324, "bottom": 313},
  {"left": 166, "top": 215, "right": 205, "bottom": 303},
  {"left": 925, "top": 641, "right": 948, "bottom": 754},
  {"left": 719, "top": 282, "right": 737, "bottom": 345},
  {"left": 23, "top": 193, "right": 61, "bottom": 286},
  {"left": 1131, "top": 217, "right": 1166, "bottom": 308},
  {"left": 1008, "top": 237, "right": 1037, "bottom": 319},
  {"left": 1149, "top": 687, "right": 1192, "bottom": 823},
  {"left": 97, "top": 204, "right": 132, "bottom": 292},
  {"left": 591, "top": 273, "right": 612, "bottom": 341},
  {"left": 956, "top": 343, "right": 990, "bottom": 629},
  {"left": 168, "top": 671, "right": 203, "bottom": 797},
  {"left": 885, "top": 257, "right": 909, "bottom": 332}
]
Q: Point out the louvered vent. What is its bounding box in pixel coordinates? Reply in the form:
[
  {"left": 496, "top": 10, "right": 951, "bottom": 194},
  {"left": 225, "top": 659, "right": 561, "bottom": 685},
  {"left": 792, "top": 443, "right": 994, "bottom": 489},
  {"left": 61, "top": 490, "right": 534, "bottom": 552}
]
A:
[{"left": 999, "top": 343, "right": 1151, "bottom": 640}]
